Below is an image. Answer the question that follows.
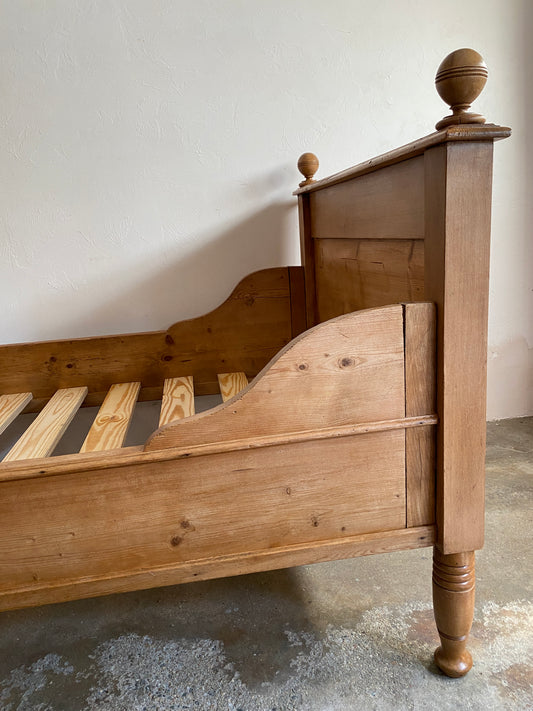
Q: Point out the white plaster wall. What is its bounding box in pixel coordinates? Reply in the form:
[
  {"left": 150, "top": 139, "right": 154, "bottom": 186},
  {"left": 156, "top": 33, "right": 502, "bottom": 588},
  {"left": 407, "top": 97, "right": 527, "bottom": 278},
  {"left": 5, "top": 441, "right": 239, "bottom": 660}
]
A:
[{"left": 1, "top": 0, "right": 531, "bottom": 419}]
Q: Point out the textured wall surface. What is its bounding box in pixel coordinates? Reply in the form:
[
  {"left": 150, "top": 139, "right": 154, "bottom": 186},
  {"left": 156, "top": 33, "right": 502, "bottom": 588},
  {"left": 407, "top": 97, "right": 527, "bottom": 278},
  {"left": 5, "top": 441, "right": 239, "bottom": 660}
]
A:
[{"left": 1, "top": 1, "right": 531, "bottom": 418}]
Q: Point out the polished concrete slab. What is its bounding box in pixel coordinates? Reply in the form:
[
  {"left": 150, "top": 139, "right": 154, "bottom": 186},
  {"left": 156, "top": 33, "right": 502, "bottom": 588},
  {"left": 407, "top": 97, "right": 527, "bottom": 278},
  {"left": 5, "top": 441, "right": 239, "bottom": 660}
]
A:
[{"left": 0, "top": 417, "right": 531, "bottom": 710}]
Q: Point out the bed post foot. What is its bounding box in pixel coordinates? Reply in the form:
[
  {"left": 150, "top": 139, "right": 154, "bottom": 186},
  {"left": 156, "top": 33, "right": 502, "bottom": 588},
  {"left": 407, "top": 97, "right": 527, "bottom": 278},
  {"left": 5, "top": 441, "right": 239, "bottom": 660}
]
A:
[{"left": 432, "top": 547, "right": 475, "bottom": 677}]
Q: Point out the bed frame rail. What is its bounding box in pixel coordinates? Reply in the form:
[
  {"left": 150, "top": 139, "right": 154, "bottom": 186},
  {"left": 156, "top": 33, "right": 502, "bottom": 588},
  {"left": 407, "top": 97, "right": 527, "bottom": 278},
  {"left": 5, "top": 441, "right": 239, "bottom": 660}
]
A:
[{"left": 0, "top": 303, "right": 436, "bottom": 612}]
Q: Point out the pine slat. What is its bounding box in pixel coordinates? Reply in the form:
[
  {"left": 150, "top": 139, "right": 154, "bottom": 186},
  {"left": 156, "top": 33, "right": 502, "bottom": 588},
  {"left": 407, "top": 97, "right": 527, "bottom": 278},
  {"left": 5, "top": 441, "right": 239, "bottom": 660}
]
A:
[
  {"left": 80, "top": 382, "right": 141, "bottom": 453},
  {"left": 0, "top": 392, "right": 33, "bottom": 436},
  {"left": 159, "top": 376, "right": 195, "bottom": 427},
  {"left": 217, "top": 372, "right": 249, "bottom": 402},
  {"left": 3, "top": 387, "right": 87, "bottom": 462}
]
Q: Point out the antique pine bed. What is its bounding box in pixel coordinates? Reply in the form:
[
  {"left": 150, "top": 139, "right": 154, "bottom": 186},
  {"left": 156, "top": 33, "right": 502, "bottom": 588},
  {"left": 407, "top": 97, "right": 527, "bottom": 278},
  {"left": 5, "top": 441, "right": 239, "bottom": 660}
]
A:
[{"left": 0, "top": 50, "right": 510, "bottom": 677}]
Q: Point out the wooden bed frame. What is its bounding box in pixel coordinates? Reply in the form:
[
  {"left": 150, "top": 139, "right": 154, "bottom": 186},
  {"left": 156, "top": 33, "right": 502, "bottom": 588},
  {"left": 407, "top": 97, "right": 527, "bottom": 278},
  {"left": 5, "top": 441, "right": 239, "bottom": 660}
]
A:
[{"left": 0, "top": 49, "right": 510, "bottom": 677}]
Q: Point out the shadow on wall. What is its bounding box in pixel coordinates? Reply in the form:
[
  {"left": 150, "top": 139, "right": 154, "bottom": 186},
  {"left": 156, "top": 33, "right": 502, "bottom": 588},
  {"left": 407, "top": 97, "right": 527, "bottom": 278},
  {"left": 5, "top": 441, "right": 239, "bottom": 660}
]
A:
[{"left": 20, "top": 199, "right": 297, "bottom": 342}]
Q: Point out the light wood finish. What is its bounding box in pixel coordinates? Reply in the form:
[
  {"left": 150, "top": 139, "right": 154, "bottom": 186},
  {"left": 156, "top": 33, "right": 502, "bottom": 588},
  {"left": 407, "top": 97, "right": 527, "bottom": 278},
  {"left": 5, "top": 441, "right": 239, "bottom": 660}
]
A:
[
  {"left": 3, "top": 387, "right": 87, "bottom": 462},
  {"left": 80, "top": 382, "right": 141, "bottom": 453},
  {"left": 0, "top": 430, "right": 407, "bottom": 609},
  {"left": 0, "top": 392, "right": 32, "bottom": 436},
  {"left": 159, "top": 376, "right": 195, "bottom": 426},
  {"left": 309, "top": 157, "right": 424, "bottom": 240},
  {"left": 0, "top": 525, "right": 435, "bottom": 612},
  {"left": 294, "top": 124, "right": 510, "bottom": 196},
  {"left": 404, "top": 303, "right": 436, "bottom": 527},
  {"left": 315, "top": 239, "right": 424, "bottom": 320},
  {"left": 0, "top": 268, "right": 300, "bottom": 412},
  {"left": 146, "top": 306, "right": 405, "bottom": 452},
  {"left": 0, "top": 415, "right": 436, "bottom": 485},
  {"left": 0, "top": 51, "right": 511, "bottom": 678},
  {"left": 432, "top": 548, "right": 475, "bottom": 677},
  {"left": 218, "top": 372, "right": 248, "bottom": 402},
  {"left": 425, "top": 142, "right": 494, "bottom": 554},
  {"left": 435, "top": 49, "right": 488, "bottom": 130},
  {"left": 297, "top": 152, "right": 319, "bottom": 187}
]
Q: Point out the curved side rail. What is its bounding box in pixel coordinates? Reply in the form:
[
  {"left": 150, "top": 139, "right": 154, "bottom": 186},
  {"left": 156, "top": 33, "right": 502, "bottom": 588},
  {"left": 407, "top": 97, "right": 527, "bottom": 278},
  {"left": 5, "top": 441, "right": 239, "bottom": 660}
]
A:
[
  {"left": 146, "top": 303, "right": 435, "bottom": 452},
  {"left": 0, "top": 267, "right": 304, "bottom": 411}
]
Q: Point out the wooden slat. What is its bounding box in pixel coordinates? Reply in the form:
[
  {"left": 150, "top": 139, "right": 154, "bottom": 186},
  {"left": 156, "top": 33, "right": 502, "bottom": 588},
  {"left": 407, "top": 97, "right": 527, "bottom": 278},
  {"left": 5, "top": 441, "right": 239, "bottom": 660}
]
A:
[
  {"left": 404, "top": 303, "right": 436, "bottom": 527},
  {"left": 159, "top": 376, "right": 195, "bottom": 427},
  {"left": 218, "top": 372, "right": 249, "bottom": 402},
  {"left": 80, "top": 382, "right": 141, "bottom": 453},
  {"left": 0, "top": 392, "right": 33, "bottom": 436},
  {"left": 3, "top": 387, "right": 87, "bottom": 462}
]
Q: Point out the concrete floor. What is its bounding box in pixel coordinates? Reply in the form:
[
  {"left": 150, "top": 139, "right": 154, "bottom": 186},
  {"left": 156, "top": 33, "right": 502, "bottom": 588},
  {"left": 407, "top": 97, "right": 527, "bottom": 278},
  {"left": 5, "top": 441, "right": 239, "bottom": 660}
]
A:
[{"left": 0, "top": 417, "right": 531, "bottom": 710}]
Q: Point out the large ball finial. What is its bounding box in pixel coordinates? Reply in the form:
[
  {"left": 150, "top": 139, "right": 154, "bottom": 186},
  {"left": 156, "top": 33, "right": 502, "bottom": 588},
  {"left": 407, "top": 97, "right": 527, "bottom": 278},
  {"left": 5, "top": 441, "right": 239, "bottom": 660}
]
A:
[
  {"left": 297, "top": 152, "right": 319, "bottom": 187},
  {"left": 435, "top": 48, "right": 488, "bottom": 130}
]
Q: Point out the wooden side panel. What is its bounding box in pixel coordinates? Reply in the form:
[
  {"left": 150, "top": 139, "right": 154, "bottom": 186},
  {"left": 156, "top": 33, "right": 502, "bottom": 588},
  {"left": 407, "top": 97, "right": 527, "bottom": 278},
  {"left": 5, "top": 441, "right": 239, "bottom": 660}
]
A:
[
  {"left": 404, "top": 303, "right": 436, "bottom": 527},
  {"left": 0, "top": 268, "right": 294, "bottom": 411},
  {"left": 309, "top": 157, "right": 424, "bottom": 240},
  {"left": 315, "top": 239, "right": 424, "bottom": 320},
  {"left": 0, "top": 430, "right": 406, "bottom": 600},
  {"left": 146, "top": 305, "right": 405, "bottom": 452},
  {"left": 424, "top": 142, "right": 494, "bottom": 554}
]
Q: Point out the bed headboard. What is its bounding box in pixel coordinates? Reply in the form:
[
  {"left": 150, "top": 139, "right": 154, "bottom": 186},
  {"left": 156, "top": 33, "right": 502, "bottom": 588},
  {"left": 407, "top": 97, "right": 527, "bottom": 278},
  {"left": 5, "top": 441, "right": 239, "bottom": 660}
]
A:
[
  {"left": 294, "top": 48, "right": 510, "bottom": 328},
  {"left": 295, "top": 49, "right": 510, "bottom": 555}
]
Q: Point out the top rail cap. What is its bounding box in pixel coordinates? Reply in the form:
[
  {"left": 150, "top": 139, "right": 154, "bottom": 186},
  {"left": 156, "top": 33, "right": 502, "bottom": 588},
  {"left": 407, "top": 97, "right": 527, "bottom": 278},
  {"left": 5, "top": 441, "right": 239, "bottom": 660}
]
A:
[{"left": 435, "top": 48, "right": 488, "bottom": 130}]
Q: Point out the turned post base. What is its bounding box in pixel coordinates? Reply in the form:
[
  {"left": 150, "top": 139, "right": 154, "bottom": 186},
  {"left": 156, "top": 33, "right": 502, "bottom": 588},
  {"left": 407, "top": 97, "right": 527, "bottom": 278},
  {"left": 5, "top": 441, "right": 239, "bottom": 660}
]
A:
[{"left": 432, "top": 548, "right": 475, "bottom": 677}]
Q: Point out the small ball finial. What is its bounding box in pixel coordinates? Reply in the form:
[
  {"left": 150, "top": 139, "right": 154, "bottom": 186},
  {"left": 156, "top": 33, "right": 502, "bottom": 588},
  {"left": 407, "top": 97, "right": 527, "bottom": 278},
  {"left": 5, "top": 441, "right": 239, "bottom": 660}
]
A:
[
  {"left": 435, "top": 48, "right": 488, "bottom": 130},
  {"left": 297, "top": 152, "right": 319, "bottom": 187}
]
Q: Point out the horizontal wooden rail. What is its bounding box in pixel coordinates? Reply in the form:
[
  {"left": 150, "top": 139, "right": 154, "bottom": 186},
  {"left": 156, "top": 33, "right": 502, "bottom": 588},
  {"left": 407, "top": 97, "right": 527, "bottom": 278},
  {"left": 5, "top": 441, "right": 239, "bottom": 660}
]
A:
[
  {"left": 0, "top": 525, "right": 435, "bottom": 611},
  {"left": 0, "top": 414, "right": 437, "bottom": 482},
  {"left": 294, "top": 124, "right": 511, "bottom": 195}
]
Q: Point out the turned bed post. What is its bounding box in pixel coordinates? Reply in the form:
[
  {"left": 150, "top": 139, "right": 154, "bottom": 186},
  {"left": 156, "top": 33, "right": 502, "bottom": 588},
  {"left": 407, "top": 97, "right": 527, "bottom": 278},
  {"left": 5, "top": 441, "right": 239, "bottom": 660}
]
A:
[
  {"left": 295, "top": 48, "right": 510, "bottom": 677},
  {"left": 425, "top": 48, "right": 496, "bottom": 677},
  {"left": 297, "top": 152, "right": 320, "bottom": 328}
]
